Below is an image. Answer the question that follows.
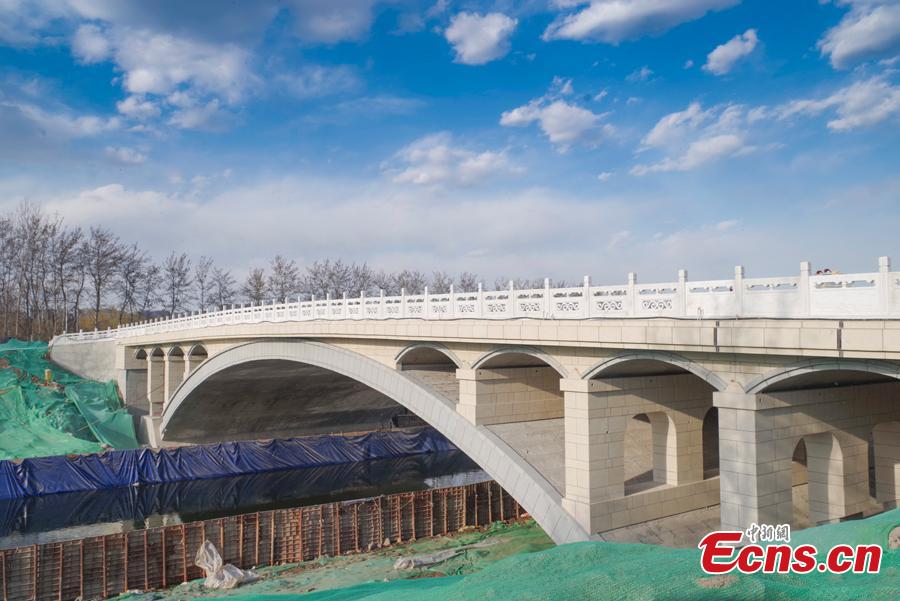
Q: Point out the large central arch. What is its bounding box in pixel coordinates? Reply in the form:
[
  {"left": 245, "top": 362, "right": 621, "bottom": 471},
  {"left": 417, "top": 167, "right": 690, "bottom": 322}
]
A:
[{"left": 160, "top": 339, "right": 588, "bottom": 544}]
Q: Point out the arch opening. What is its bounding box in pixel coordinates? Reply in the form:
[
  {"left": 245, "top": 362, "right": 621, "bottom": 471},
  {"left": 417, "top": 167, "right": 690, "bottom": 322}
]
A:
[
  {"left": 702, "top": 407, "right": 719, "bottom": 479},
  {"left": 160, "top": 340, "right": 590, "bottom": 544},
  {"left": 396, "top": 343, "right": 460, "bottom": 405},
  {"left": 164, "top": 358, "right": 420, "bottom": 444},
  {"left": 167, "top": 346, "right": 184, "bottom": 358}
]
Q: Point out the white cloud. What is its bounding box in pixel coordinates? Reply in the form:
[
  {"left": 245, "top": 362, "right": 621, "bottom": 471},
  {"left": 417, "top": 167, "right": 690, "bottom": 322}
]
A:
[
  {"left": 703, "top": 28, "right": 758, "bottom": 75},
  {"left": 277, "top": 65, "right": 362, "bottom": 98},
  {"left": 640, "top": 101, "right": 711, "bottom": 148},
  {"left": 632, "top": 101, "right": 757, "bottom": 174},
  {"left": 167, "top": 99, "right": 231, "bottom": 131},
  {"left": 597, "top": 171, "right": 613, "bottom": 181},
  {"left": 819, "top": 1, "right": 900, "bottom": 69},
  {"left": 500, "top": 80, "right": 613, "bottom": 150},
  {"left": 3, "top": 100, "right": 120, "bottom": 138},
  {"left": 684, "top": 59, "right": 694, "bottom": 68},
  {"left": 384, "top": 132, "right": 518, "bottom": 186},
  {"left": 116, "top": 95, "right": 160, "bottom": 120},
  {"left": 444, "top": 12, "right": 517, "bottom": 65},
  {"left": 777, "top": 75, "right": 900, "bottom": 131},
  {"left": 543, "top": 0, "right": 740, "bottom": 43},
  {"left": 632, "top": 133, "right": 747, "bottom": 174},
  {"left": 105, "top": 146, "right": 147, "bottom": 164},
  {"left": 110, "top": 29, "right": 253, "bottom": 102},
  {"left": 71, "top": 24, "right": 110, "bottom": 63},
  {"left": 626, "top": 65, "right": 653, "bottom": 82},
  {"left": 286, "top": 0, "right": 379, "bottom": 44}
]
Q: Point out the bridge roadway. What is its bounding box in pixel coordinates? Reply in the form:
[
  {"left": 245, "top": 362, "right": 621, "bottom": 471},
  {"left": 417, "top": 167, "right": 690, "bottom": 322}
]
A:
[{"left": 49, "top": 260, "right": 900, "bottom": 544}]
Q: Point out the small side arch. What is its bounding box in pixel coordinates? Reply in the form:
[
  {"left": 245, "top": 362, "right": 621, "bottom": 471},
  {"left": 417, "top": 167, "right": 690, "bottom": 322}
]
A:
[
  {"left": 581, "top": 350, "right": 728, "bottom": 392},
  {"left": 395, "top": 342, "right": 462, "bottom": 369},
  {"left": 471, "top": 346, "right": 571, "bottom": 378},
  {"left": 187, "top": 343, "right": 209, "bottom": 358},
  {"left": 134, "top": 348, "right": 148, "bottom": 360},
  {"left": 744, "top": 359, "right": 900, "bottom": 394},
  {"left": 166, "top": 345, "right": 185, "bottom": 358}
]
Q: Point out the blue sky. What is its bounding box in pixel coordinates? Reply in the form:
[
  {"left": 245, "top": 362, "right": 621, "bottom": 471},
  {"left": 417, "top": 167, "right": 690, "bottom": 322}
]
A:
[{"left": 1, "top": 0, "right": 899, "bottom": 284}]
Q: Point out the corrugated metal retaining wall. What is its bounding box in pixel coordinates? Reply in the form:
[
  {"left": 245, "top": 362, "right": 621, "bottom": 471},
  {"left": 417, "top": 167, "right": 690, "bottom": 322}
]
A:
[{"left": 1, "top": 481, "right": 521, "bottom": 601}]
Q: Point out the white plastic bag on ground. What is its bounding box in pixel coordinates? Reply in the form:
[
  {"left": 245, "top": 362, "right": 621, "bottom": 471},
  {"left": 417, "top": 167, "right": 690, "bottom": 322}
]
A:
[{"left": 195, "top": 540, "right": 260, "bottom": 589}]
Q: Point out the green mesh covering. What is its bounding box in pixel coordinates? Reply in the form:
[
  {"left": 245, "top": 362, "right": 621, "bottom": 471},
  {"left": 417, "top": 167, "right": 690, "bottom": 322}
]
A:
[
  {"left": 116, "top": 510, "right": 899, "bottom": 601},
  {"left": 0, "top": 339, "right": 138, "bottom": 460}
]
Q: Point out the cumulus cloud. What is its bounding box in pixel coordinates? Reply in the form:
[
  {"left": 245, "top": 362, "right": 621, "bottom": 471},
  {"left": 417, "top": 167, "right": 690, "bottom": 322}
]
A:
[
  {"left": 2, "top": 100, "right": 120, "bottom": 138},
  {"left": 500, "top": 79, "right": 613, "bottom": 150},
  {"left": 543, "top": 0, "right": 740, "bottom": 43},
  {"left": 626, "top": 65, "right": 654, "bottom": 82},
  {"left": 632, "top": 101, "right": 757, "bottom": 174},
  {"left": 444, "top": 12, "right": 517, "bottom": 65},
  {"left": 776, "top": 75, "right": 900, "bottom": 131},
  {"left": 703, "top": 28, "right": 758, "bottom": 75},
  {"left": 277, "top": 65, "right": 362, "bottom": 98},
  {"left": 287, "top": 0, "right": 380, "bottom": 44},
  {"left": 116, "top": 95, "right": 160, "bottom": 120},
  {"left": 105, "top": 146, "right": 147, "bottom": 164},
  {"left": 71, "top": 24, "right": 110, "bottom": 63},
  {"left": 384, "top": 132, "right": 519, "bottom": 186},
  {"left": 819, "top": 1, "right": 900, "bottom": 69}
]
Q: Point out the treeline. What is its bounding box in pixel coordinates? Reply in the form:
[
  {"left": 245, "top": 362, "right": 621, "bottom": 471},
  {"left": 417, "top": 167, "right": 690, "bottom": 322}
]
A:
[{"left": 1, "top": 204, "right": 567, "bottom": 340}]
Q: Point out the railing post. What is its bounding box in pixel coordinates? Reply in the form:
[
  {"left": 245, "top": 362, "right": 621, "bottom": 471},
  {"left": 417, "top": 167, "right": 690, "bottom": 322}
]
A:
[
  {"left": 544, "top": 278, "right": 551, "bottom": 318},
  {"left": 449, "top": 284, "right": 455, "bottom": 318},
  {"left": 582, "top": 275, "right": 591, "bottom": 318},
  {"left": 380, "top": 289, "right": 385, "bottom": 319},
  {"left": 342, "top": 292, "right": 348, "bottom": 319},
  {"left": 360, "top": 290, "right": 365, "bottom": 320},
  {"left": 678, "top": 269, "right": 688, "bottom": 317},
  {"left": 508, "top": 280, "right": 515, "bottom": 318},
  {"left": 734, "top": 266, "right": 744, "bottom": 318},
  {"left": 799, "top": 261, "right": 811, "bottom": 317},
  {"left": 477, "top": 282, "right": 484, "bottom": 318},
  {"left": 424, "top": 286, "right": 430, "bottom": 318},
  {"left": 879, "top": 256, "right": 891, "bottom": 316},
  {"left": 627, "top": 272, "right": 637, "bottom": 316},
  {"left": 326, "top": 293, "right": 332, "bottom": 318}
]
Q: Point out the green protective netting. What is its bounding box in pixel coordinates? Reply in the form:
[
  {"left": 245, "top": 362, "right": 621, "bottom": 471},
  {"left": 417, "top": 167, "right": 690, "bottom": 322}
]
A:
[
  {"left": 117, "top": 510, "right": 900, "bottom": 601},
  {"left": 0, "top": 339, "right": 138, "bottom": 460}
]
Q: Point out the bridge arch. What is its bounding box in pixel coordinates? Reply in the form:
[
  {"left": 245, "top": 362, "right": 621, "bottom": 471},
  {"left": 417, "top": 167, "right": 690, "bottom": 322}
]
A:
[
  {"left": 395, "top": 342, "right": 462, "bottom": 369},
  {"left": 744, "top": 359, "right": 900, "bottom": 394},
  {"left": 161, "top": 339, "right": 587, "bottom": 544},
  {"left": 581, "top": 350, "right": 728, "bottom": 391},
  {"left": 471, "top": 346, "right": 570, "bottom": 378}
]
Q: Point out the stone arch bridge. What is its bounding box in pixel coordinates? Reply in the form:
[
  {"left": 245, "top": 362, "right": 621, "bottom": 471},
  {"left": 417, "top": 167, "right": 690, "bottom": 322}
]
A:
[{"left": 50, "top": 259, "right": 900, "bottom": 543}]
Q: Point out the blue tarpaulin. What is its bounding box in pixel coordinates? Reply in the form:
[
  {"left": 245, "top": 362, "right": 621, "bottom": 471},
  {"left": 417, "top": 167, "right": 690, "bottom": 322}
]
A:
[{"left": 0, "top": 428, "right": 455, "bottom": 500}]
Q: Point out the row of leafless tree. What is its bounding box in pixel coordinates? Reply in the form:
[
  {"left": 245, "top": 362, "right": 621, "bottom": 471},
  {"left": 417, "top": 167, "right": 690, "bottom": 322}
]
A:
[{"left": 1, "top": 204, "right": 567, "bottom": 340}]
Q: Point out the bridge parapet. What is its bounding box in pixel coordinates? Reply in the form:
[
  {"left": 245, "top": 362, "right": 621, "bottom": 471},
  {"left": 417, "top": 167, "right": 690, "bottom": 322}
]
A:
[{"left": 58, "top": 257, "right": 899, "bottom": 342}]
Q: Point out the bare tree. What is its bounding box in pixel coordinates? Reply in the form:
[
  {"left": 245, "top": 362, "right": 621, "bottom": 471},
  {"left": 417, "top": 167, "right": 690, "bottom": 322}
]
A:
[
  {"left": 371, "top": 269, "right": 397, "bottom": 295},
  {"left": 137, "top": 263, "right": 162, "bottom": 316},
  {"left": 193, "top": 255, "right": 214, "bottom": 312},
  {"left": 211, "top": 267, "right": 236, "bottom": 308},
  {"left": 83, "top": 226, "right": 123, "bottom": 329},
  {"left": 162, "top": 252, "right": 193, "bottom": 316},
  {"left": 394, "top": 269, "right": 428, "bottom": 294},
  {"left": 302, "top": 259, "right": 353, "bottom": 298},
  {"left": 456, "top": 272, "right": 479, "bottom": 292},
  {"left": 114, "top": 243, "right": 149, "bottom": 323},
  {"left": 268, "top": 255, "right": 300, "bottom": 302},
  {"left": 349, "top": 263, "right": 375, "bottom": 295},
  {"left": 242, "top": 268, "right": 267, "bottom": 304},
  {"left": 430, "top": 271, "right": 453, "bottom": 293}
]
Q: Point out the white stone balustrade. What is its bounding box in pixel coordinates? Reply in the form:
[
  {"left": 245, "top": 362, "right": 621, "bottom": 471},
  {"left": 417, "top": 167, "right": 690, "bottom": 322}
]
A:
[{"left": 64, "top": 257, "right": 900, "bottom": 341}]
